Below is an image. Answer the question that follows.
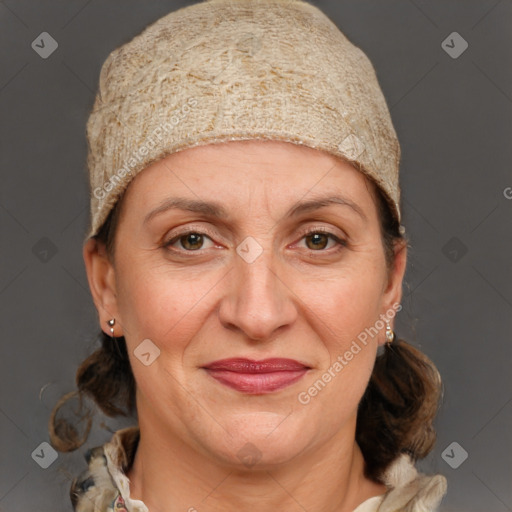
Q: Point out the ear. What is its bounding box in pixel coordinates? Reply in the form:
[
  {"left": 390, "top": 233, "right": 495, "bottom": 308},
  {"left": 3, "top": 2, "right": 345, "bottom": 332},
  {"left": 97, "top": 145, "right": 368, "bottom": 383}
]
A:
[
  {"left": 379, "top": 239, "right": 407, "bottom": 343},
  {"left": 82, "top": 238, "right": 122, "bottom": 337}
]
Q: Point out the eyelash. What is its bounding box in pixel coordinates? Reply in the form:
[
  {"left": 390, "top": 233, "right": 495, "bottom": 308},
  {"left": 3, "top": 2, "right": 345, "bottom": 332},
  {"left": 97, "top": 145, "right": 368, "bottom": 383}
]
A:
[{"left": 162, "top": 226, "right": 347, "bottom": 255}]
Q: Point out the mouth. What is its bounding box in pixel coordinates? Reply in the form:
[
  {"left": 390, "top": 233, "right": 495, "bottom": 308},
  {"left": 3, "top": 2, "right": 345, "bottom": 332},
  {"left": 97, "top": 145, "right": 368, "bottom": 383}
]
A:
[{"left": 201, "top": 358, "right": 311, "bottom": 394}]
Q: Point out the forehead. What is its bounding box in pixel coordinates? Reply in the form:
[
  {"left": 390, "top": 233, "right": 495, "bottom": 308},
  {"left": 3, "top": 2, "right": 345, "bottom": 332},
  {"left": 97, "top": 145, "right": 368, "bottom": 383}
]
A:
[{"left": 120, "top": 139, "right": 377, "bottom": 220}]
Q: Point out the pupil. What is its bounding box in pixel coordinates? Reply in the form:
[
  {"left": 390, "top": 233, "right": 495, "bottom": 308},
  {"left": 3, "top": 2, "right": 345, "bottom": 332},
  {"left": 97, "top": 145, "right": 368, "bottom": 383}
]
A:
[
  {"left": 184, "top": 233, "right": 202, "bottom": 250},
  {"left": 308, "top": 233, "right": 327, "bottom": 250}
]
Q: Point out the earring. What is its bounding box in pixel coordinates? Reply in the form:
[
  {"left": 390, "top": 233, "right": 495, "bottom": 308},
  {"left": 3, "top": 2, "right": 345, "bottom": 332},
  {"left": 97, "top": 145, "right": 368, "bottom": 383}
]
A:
[
  {"left": 107, "top": 318, "right": 116, "bottom": 338},
  {"left": 385, "top": 320, "right": 395, "bottom": 345},
  {"left": 107, "top": 318, "right": 124, "bottom": 358}
]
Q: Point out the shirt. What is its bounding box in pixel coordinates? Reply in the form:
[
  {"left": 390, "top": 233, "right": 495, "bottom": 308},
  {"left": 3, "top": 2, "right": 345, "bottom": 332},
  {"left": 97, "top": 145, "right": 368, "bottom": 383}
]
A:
[{"left": 70, "top": 426, "right": 447, "bottom": 512}]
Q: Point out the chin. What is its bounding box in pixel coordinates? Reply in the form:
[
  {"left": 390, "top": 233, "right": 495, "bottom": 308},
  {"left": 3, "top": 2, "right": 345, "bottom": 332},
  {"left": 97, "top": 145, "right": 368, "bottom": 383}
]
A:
[{"left": 205, "top": 411, "right": 313, "bottom": 469}]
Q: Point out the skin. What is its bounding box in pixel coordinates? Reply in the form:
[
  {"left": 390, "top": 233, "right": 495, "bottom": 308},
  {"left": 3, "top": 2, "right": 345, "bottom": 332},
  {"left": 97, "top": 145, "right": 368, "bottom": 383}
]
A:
[{"left": 83, "top": 139, "right": 407, "bottom": 512}]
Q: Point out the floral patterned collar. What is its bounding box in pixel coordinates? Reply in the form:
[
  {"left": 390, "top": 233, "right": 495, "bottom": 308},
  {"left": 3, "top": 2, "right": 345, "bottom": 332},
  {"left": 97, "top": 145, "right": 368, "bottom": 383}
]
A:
[
  {"left": 71, "top": 426, "right": 146, "bottom": 512},
  {"left": 70, "top": 426, "right": 447, "bottom": 512}
]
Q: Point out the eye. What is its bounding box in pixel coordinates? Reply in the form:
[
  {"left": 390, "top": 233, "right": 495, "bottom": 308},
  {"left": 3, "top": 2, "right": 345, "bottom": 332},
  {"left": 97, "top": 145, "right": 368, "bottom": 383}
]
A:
[
  {"left": 162, "top": 227, "right": 347, "bottom": 255},
  {"left": 163, "top": 230, "right": 216, "bottom": 252},
  {"left": 297, "top": 227, "right": 346, "bottom": 252}
]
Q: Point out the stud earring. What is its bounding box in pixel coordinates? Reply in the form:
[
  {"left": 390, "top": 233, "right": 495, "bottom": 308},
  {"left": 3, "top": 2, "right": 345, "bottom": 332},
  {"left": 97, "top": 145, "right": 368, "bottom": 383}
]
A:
[
  {"left": 106, "top": 318, "right": 124, "bottom": 358},
  {"left": 107, "top": 318, "right": 116, "bottom": 338}
]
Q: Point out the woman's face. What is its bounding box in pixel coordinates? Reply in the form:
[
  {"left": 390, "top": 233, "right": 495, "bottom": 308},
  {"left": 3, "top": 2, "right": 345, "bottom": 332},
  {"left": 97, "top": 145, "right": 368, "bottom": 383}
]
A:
[{"left": 85, "top": 139, "right": 406, "bottom": 468}]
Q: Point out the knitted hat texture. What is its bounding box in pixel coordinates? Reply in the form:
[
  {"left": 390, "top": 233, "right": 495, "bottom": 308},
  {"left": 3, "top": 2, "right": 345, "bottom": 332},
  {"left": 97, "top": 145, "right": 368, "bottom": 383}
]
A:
[{"left": 85, "top": 0, "right": 403, "bottom": 239}]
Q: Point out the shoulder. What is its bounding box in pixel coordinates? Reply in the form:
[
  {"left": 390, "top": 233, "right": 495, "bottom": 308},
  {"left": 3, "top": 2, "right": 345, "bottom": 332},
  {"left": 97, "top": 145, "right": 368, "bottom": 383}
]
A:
[{"left": 377, "top": 453, "right": 447, "bottom": 512}]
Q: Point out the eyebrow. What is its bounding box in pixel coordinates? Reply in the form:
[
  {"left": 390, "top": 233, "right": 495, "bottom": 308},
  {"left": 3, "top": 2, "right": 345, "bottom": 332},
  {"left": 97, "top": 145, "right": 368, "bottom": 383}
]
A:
[{"left": 143, "top": 194, "right": 367, "bottom": 226}]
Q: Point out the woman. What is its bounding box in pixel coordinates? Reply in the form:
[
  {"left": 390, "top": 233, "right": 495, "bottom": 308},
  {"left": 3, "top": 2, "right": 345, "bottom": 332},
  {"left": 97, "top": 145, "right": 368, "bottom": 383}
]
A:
[{"left": 49, "top": 0, "right": 447, "bottom": 511}]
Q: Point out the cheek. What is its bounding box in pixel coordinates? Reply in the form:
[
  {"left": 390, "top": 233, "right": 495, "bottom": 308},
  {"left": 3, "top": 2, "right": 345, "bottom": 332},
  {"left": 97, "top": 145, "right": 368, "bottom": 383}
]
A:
[
  {"left": 299, "top": 283, "right": 379, "bottom": 426},
  {"left": 114, "top": 257, "right": 220, "bottom": 350},
  {"left": 295, "top": 259, "right": 383, "bottom": 405},
  {"left": 307, "top": 261, "right": 385, "bottom": 345}
]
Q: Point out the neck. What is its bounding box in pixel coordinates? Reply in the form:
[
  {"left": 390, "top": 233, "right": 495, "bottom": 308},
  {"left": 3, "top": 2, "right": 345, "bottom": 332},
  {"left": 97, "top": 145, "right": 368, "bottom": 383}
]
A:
[{"left": 126, "top": 404, "right": 387, "bottom": 512}]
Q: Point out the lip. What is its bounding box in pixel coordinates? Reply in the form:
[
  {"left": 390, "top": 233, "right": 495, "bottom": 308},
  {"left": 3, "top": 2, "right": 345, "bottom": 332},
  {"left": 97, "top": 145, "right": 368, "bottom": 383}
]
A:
[{"left": 202, "top": 358, "right": 310, "bottom": 394}]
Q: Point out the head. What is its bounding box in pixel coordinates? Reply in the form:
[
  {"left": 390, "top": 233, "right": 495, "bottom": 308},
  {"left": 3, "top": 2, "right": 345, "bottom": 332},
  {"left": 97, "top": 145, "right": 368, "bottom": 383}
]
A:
[
  {"left": 82, "top": 138, "right": 407, "bottom": 472},
  {"left": 49, "top": 0, "right": 442, "bottom": 485}
]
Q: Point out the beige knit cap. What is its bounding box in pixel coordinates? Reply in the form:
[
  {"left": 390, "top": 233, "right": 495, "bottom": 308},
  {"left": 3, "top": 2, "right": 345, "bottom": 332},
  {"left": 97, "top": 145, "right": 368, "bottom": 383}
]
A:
[{"left": 85, "top": 0, "right": 403, "bottom": 240}]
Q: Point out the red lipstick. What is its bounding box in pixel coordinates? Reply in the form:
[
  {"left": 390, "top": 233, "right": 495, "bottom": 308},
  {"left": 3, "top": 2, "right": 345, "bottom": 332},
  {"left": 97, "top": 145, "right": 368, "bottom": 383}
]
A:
[{"left": 202, "top": 358, "right": 310, "bottom": 394}]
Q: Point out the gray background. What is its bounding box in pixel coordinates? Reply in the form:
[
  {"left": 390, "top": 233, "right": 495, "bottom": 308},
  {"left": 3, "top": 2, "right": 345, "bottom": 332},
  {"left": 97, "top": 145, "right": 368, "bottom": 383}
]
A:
[{"left": 1, "top": 0, "right": 511, "bottom": 511}]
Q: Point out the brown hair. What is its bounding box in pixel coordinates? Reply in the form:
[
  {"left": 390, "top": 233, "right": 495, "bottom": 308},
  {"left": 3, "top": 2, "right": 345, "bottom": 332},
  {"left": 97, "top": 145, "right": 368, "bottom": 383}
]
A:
[{"left": 48, "top": 174, "right": 443, "bottom": 483}]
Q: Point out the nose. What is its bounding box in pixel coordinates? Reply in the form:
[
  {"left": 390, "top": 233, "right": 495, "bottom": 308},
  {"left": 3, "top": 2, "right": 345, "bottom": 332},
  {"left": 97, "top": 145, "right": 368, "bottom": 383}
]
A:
[{"left": 218, "top": 242, "right": 298, "bottom": 341}]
